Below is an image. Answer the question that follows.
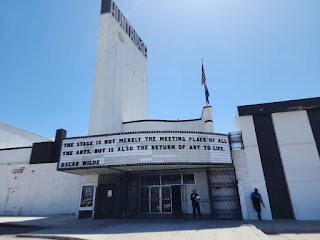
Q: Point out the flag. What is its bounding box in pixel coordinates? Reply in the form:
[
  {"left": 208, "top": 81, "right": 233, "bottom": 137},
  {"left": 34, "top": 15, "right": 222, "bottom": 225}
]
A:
[
  {"left": 204, "top": 82, "right": 210, "bottom": 105},
  {"left": 201, "top": 63, "right": 210, "bottom": 105},
  {"left": 201, "top": 64, "right": 206, "bottom": 85}
]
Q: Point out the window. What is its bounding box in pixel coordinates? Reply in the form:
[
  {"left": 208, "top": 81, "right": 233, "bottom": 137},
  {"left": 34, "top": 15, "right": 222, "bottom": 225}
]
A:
[
  {"left": 161, "top": 174, "right": 181, "bottom": 185},
  {"left": 183, "top": 173, "right": 195, "bottom": 184},
  {"left": 140, "top": 175, "right": 160, "bottom": 185}
]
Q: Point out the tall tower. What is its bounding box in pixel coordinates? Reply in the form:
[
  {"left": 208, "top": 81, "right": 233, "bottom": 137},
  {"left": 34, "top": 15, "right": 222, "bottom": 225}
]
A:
[{"left": 88, "top": 0, "right": 148, "bottom": 135}]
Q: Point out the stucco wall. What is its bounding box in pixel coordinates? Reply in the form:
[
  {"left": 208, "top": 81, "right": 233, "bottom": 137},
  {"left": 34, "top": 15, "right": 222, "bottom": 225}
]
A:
[
  {"left": 0, "top": 163, "right": 80, "bottom": 216},
  {"left": 232, "top": 149, "right": 271, "bottom": 220},
  {"left": 0, "top": 122, "right": 51, "bottom": 148},
  {"left": 235, "top": 108, "right": 320, "bottom": 220},
  {"left": 179, "top": 171, "right": 210, "bottom": 215},
  {"left": 234, "top": 114, "right": 272, "bottom": 220},
  {"left": 123, "top": 107, "right": 213, "bottom": 133},
  {"left": 123, "top": 120, "right": 205, "bottom": 133},
  {"left": 272, "top": 111, "right": 320, "bottom": 220},
  {"left": 88, "top": 13, "right": 148, "bottom": 135},
  {"left": 194, "top": 171, "right": 211, "bottom": 215},
  {"left": 0, "top": 148, "right": 31, "bottom": 166}
]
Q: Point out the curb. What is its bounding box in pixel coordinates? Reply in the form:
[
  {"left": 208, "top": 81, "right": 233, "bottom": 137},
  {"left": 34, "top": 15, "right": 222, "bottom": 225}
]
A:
[
  {"left": 18, "top": 234, "right": 87, "bottom": 240},
  {"left": 262, "top": 228, "right": 320, "bottom": 235},
  {"left": 0, "top": 223, "right": 47, "bottom": 228}
]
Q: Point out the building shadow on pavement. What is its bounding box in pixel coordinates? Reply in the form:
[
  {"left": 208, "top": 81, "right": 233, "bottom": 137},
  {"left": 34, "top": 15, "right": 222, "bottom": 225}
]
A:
[
  {"left": 247, "top": 220, "right": 320, "bottom": 235},
  {"left": 1, "top": 216, "right": 320, "bottom": 239},
  {"left": 0, "top": 216, "right": 247, "bottom": 235}
]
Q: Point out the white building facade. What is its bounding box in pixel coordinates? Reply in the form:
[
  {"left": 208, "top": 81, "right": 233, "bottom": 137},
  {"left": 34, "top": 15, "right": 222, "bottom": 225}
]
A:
[
  {"left": 0, "top": 123, "right": 80, "bottom": 216},
  {"left": 1, "top": 0, "right": 319, "bottom": 221},
  {"left": 89, "top": 0, "right": 148, "bottom": 135},
  {"left": 58, "top": 0, "right": 241, "bottom": 219},
  {"left": 235, "top": 98, "right": 320, "bottom": 220}
]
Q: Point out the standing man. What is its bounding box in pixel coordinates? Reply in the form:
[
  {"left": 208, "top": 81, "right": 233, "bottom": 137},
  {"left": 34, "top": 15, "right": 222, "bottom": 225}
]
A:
[
  {"left": 190, "top": 189, "right": 201, "bottom": 218},
  {"left": 251, "top": 188, "right": 265, "bottom": 220}
]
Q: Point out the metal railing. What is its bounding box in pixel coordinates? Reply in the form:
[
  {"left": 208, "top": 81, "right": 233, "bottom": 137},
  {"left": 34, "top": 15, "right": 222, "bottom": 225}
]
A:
[{"left": 229, "top": 132, "right": 244, "bottom": 150}]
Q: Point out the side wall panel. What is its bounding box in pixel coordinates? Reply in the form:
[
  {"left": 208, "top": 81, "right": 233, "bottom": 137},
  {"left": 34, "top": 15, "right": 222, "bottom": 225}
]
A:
[
  {"left": 0, "top": 163, "right": 81, "bottom": 216},
  {"left": 273, "top": 111, "right": 320, "bottom": 220},
  {"left": 234, "top": 116, "right": 272, "bottom": 220},
  {"left": 307, "top": 109, "right": 320, "bottom": 157},
  {"left": 253, "top": 114, "right": 294, "bottom": 219}
]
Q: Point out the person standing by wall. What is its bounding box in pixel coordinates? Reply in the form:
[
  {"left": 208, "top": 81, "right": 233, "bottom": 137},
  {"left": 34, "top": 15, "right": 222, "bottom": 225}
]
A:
[
  {"left": 251, "top": 188, "right": 265, "bottom": 220},
  {"left": 190, "top": 189, "right": 201, "bottom": 218}
]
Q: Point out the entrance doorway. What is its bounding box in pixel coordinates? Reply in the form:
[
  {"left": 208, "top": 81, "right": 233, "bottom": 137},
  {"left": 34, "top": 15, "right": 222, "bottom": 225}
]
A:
[
  {"left": 139, "top": 185, "right": 182, "bottom": 214},
  {"left": 95, "top": 173, "right": 193, "bottom": 218},
  {"left": 172, "top": 185, "right": 182, "bottom": 215}
]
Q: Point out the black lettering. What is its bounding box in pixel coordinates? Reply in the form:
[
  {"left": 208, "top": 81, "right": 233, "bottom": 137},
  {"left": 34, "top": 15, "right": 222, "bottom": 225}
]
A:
[
  {"left": 64, "top": 143, "right": 73, "bottom": 148},
  {"left": 76, "top": 150, "right": 91, "bottom": 155},
  {"left": 62, "top": 151, "right": 73, "bottom": 156},
  {"left": 145, "top": 137, "right": 155, "bottom": 141},
  {"left": 83, "top": 160, "right": 101, "bottom": 166},
  {"left": 77, "top": 141, "right": 93, "bottom": 147},
  {"left": 151, "top": 145, "right": 175, "bottom": 150},
  {"left": 61, "top": 161, "right": 79, "bottom": 167},
  {"left": 94, "top": 148, "right": 106, "bottom": 154},
  {"left": 189, "top": 145, "right": 200, "bottom": 150},
  {"left": 105, "top": 139, "right": 115, "bottom": 144}
]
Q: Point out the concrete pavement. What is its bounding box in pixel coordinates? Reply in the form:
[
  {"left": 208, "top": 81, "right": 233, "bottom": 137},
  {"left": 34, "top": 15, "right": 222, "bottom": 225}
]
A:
[
  {"left": 0, "top": 215, "right": 319, "bottom": 240},
  {"left": 269, "top": 234, "right": 320, "bottom": 240}
]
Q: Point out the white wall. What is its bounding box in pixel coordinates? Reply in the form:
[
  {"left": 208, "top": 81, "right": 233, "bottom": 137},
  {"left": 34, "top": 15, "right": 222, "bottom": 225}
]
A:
[
  {"left": 180, "top": 171, "right": 210, "bottom": 215},
  {"left": 0, "top": 122, "right": 80, "bottom": 216},
  {"left": 194, "top": 171, "right": 211, "bottom": 215},
  {"left": 0, "top": 122, "right": 51, "bottom": 148},
  {"left": 235, "top": 109, "right": 320, "bottom": 220},
  {"left": 123, "top": 106, "right": 213, "bottom": 133},
  {"left": 123, "top": 120, "right": 205, "bottom": 133},
  {"left": 272, "top": 111, "right": 320, "bottom": 220},
  {"left": 0, "top": 148, "right": 31, "bottom": 166},
  {"left": 234, "top": 114, "right": 272, "bottom": 220},
  {"left": 0, "top": 163, "right": 81, "bottom": 216},
  {"left": 88, "top": 13, "right": 148, "bottom": 135}
]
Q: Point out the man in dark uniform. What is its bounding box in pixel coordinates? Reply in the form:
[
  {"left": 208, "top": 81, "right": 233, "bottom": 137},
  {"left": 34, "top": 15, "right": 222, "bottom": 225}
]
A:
[
  {"left": 251, "top": 188, "right": 265, "bottom": 220},
  {"left": 190, "top": 189, "right": 201, "bottom": 218}
]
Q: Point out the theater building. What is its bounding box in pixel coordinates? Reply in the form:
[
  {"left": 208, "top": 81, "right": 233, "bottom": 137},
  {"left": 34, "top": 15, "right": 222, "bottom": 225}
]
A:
[
  {"left": 0, "top": 0, "right": 319, "bottom": 220},
  {"left": 57, "top": 0, "right": 241, "bottom": 219}
]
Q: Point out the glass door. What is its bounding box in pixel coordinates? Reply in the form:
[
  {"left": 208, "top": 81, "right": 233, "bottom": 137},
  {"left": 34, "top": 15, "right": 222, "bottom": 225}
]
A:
[
  {"left": 150, "top": 186, "right": 160, "bottom": 213},
  {"left": 140, "top": 187, "right": 149, "bottom": 213},
  {"left": 139, "top": 185, "right": 174, "bottom": 214},
  {"left": 161, "top": 186, "right": 172, "bottom": 213}
]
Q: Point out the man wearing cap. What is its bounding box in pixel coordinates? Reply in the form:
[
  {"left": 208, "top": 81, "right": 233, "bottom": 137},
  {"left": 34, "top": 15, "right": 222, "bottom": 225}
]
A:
[
  {"left": 251, "top": 188, "right": 265, "bottom": 220},
  {"left": 190, "top": 189, "right": 201, "bottom": 218}
]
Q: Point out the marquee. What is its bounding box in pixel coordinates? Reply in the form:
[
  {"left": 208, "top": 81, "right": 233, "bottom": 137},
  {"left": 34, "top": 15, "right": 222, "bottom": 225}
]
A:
[{"left": 58, "top": 131, "right": 232, "bottom": 170}]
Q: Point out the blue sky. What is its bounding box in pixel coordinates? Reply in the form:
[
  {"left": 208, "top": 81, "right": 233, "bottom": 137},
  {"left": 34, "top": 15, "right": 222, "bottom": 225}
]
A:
[{"left": 1, "top": 0, "right": 319, "bottom": 138}]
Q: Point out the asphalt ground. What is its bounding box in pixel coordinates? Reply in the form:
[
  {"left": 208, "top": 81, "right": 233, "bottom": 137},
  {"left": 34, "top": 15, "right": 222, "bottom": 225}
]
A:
[
  {"left": 269, "top": 233, "right": 320, "bottom": 240},
  {"left": 0, "top": 224, "right": 49, "bottom": 239},
  {"left": 0, "top": 216, "right": 320, "bottom": 240}
]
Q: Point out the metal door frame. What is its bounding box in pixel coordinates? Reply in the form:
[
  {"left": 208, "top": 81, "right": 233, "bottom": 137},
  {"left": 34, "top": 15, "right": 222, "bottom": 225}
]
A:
[{"left": 140, "top": 185, "right": 173, "bottom": 214}]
